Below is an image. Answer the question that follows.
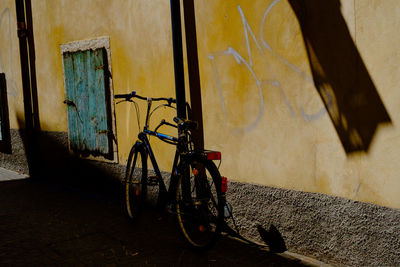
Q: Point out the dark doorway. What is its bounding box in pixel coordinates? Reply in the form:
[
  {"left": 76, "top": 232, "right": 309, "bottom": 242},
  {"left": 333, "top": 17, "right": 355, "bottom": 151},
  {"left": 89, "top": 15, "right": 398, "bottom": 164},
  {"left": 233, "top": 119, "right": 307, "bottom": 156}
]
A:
[{"left": 0, "top": 73, "right": 11, "bottom": 153}]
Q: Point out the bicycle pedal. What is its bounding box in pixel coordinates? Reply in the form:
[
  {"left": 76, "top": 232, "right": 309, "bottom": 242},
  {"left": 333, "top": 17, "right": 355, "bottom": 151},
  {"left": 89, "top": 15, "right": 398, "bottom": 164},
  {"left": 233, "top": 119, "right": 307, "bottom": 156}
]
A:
[
  {"left": 147, "top": 176, "right": 159, "bottom": 186},
  {"left": 224, "top": 202, "right": 233, "bottom": 218}
]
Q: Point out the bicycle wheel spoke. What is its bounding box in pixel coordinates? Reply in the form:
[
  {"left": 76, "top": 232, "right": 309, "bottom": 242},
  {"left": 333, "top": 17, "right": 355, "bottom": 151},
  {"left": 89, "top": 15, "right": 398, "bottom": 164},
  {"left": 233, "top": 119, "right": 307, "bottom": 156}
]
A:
[
  {"left": 124, "top": 145, "right": 147, "bottom": 220},
  {"left": 175, "top": 157, "right": 224, "bottom": 250}
]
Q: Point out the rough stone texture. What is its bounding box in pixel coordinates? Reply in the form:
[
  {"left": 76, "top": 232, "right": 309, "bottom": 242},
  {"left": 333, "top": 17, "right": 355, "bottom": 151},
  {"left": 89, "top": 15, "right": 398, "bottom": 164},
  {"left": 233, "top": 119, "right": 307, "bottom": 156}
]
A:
[
  {"left": 0, "top": 129, "right": 29, "bottom": 174},
  {"left": 226, "top": 181, "right": 400, "bottom": 267},
  {"left": 1, "top": 130, "right": 399, "bottom": 266}
]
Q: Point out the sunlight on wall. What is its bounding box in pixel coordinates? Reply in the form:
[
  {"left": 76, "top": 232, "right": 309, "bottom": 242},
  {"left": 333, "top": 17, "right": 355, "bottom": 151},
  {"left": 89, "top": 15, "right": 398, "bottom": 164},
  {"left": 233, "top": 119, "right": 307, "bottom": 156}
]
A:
[{"left": 1, "top": 0, "right": 400, "bottom": 209}]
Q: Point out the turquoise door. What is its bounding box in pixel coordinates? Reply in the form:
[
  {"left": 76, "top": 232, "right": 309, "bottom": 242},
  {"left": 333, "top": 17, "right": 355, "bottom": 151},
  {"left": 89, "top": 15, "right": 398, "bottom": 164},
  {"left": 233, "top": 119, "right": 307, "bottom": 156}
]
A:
[{"left": 63, "top": 48, "right": 113, "bottom": 159}]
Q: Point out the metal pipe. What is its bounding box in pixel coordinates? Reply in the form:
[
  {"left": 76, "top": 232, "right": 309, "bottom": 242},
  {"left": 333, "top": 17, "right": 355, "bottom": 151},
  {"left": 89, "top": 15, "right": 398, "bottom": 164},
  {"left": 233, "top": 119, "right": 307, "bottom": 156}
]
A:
[
  {"left": 15, "top": 0, "right": 39, "bottom": 176},
  {"left": 169, "top": 0, "right": 187, "bottom": 120},
  {"left": 24, "top": 0, "right": 40, "bottom": 131},
  {"left": 182, "top": 0, "right": 204, "bottom": 150}
]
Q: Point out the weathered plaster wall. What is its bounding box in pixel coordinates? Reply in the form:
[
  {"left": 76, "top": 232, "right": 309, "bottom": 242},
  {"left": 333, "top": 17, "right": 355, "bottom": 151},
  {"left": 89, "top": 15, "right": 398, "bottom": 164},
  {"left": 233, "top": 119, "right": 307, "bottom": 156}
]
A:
[
  {"left": 30, "top": 0, "right": 177, "bottom": 169},
  {"left": 1, "top": 1, "right": 399, "bottom": 265},
  {"left": 352, "top": 0, "right": 400, "bottom": 209},
  {"left": 194, "top": 0, "right": 400, "bottom": 210},
  {"left": 2, "top": 0, "right": 400, "bottom": 209},
  {"left": 0, "top": 129, "right": 29, "bottom": 174},
  {"left": 0, "top": 0, "right": 24, "bottom": 127}
]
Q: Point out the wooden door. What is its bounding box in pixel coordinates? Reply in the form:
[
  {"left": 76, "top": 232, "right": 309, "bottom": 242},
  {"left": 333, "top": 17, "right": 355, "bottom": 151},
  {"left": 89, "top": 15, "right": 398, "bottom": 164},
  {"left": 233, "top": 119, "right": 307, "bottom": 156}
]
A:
[{"left": 63, "top": 48, "right": 113, "bottom": 160}]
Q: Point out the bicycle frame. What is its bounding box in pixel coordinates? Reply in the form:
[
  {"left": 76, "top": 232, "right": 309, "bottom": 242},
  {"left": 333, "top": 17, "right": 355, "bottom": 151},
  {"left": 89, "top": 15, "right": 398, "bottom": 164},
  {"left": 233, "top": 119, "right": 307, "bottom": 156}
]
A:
[
  {"left": 136, "top": 97, "right": 187, "bottom": 204},
  {"left": 138, "top": 131, "right": 180, "bottom": 201},
  {"left": 117, "top": 92, "right": 217, "bottom": 205},
  {"left": 117, "top": 91, "right": 229, "bottom": 249}
]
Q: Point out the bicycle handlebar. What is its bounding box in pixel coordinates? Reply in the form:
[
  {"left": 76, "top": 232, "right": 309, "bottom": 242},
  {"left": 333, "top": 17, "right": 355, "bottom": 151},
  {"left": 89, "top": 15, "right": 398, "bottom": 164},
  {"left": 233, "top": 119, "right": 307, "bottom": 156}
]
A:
[{"left": 115, "top": 91, "right": 176, "bottom": 104}]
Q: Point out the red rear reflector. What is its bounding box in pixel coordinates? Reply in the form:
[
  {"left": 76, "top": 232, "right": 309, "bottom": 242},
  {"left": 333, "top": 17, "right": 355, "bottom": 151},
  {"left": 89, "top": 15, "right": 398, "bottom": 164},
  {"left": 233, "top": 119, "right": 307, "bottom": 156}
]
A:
[
  {"left": 221, "top": 177, "right": 228, "bottom": 193},
  {"left": 206, "top": 151, "right": 221, "bottom": 160}
]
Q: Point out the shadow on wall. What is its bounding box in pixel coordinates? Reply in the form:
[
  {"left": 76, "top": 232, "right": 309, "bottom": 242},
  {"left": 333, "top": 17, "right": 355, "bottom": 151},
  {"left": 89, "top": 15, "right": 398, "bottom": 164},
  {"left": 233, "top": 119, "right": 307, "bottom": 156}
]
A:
[
  {"left": 16, "top": 116, "right": 123, "bottom": 201},
  {"left": 288, "top": 0, "right": 391, "bottom": 153}
]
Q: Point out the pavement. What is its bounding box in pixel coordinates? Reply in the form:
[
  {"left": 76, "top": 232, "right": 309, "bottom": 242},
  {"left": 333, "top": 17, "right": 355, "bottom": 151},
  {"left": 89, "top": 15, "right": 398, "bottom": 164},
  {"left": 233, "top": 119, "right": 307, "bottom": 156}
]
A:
[
  {"left": 0, "top": 167, "right": 27, "bottom": 181},
  {"left": 0, "top": 167, "right": 330, "bottom": 266}
]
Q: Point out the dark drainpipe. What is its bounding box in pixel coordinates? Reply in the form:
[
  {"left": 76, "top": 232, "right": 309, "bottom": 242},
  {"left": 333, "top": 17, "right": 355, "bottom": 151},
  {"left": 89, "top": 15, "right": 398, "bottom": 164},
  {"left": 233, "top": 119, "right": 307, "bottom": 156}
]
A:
[
  {"left": 170, "top": 0, "right": 204, "bottom": 150},
  {"left": 182, "top": 0, "right": 204, "bottom": 151},
  {"left": 15, "top": 0, "right": 40, "bottom": 177},
  {"left": 169, "top": 0, "right": 187, "bottom": 120}
]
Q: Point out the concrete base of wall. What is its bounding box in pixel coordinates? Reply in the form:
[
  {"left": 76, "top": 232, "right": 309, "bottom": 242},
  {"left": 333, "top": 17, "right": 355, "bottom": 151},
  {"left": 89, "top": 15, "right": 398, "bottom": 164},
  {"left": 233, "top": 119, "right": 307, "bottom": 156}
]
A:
[
  {"left": 226, "top": 181, "right": 400, "bottom": 266},
  {"left": 1, "top": 130, "right": 399, "bottom": 266},
  {"left": 0, "top": 129, "right": 29, "bottom": 174}
]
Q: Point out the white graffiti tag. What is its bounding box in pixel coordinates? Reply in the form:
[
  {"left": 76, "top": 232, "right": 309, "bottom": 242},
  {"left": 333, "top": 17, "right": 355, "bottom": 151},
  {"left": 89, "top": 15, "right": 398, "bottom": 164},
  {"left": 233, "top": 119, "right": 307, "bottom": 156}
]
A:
[{"left": 209, "top": 1, "right": 328, "bottom": 132}]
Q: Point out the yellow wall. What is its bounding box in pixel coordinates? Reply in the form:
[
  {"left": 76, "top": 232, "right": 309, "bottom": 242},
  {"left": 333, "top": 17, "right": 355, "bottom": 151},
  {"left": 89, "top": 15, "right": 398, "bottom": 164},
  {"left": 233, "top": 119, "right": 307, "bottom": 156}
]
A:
[
  {"left": 194, "top": 0, "right": 400, "bottom": 209},
  {"left": 0, "top": 0, "right": 24, "bottom": 125},
  {"left": 30, "top": 0, "right": 178, "bottom": 169},
  {"left": 1, "top": 0, "right": 400, "bottom": 209}
]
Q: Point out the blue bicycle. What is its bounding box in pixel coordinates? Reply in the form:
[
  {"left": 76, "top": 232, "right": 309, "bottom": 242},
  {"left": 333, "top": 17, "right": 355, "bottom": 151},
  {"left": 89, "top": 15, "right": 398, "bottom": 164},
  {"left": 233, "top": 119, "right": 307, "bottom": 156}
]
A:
[{"left": 115, "top": 91, "right": 228, "bottom": 249}]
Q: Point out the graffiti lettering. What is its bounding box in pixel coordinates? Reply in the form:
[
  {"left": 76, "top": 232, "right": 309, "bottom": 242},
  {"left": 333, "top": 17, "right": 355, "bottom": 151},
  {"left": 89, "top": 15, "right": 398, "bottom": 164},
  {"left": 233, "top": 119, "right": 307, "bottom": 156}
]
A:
[{"left": 209, "top": 1, "right": 330, "bottom": 132}]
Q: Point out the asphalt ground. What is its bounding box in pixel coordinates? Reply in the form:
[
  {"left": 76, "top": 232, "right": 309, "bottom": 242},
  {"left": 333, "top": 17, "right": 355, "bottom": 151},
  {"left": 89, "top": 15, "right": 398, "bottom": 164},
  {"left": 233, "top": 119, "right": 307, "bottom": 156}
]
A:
[{"left": 0, "top": 176, "right": 310, "bottom": 266}]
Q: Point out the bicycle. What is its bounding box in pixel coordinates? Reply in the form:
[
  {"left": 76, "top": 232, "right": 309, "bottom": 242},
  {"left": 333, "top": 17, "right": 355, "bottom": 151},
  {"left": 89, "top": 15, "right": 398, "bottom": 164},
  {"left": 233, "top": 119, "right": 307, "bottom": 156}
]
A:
[{"left": 115, "top": 91, "right": 228, "bottom": 250}]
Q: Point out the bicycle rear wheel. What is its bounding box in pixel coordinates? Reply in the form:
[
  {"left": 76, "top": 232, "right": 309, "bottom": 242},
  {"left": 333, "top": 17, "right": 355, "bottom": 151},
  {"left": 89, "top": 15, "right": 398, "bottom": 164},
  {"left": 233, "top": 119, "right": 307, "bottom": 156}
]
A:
[
  {"left": 124, "top": 143, "right": 147, "bottom": 220},
  {"left": 175, "top": 155, "right": 225, "bottom": 250}
]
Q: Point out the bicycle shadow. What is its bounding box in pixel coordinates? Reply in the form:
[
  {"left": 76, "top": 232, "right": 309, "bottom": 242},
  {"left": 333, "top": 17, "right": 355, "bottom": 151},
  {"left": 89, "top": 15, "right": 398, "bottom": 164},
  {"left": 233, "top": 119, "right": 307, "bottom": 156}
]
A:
[
  {"left": 223, "top": 222, "right": 287, "bottom": 253},
  {"left": 288, "top": 0, "right": 391, "bottom": 153}
]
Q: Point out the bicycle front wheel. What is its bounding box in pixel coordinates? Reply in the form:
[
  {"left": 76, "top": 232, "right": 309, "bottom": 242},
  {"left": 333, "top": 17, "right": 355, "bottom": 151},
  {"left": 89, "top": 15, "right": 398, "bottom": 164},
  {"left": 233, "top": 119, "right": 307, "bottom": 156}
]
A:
[
  {"left": 175, "top": 155, "right": 225, "bottom": 250},
  {"left": 124, "top": 143, "right": 147, "bottom": 220}
]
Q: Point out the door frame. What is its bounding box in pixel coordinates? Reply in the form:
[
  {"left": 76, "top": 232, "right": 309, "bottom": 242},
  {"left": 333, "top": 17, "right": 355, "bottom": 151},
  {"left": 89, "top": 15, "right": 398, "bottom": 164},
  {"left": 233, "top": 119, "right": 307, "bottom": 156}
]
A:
[{"left": 61, "top": 37, "right": 118, "bottom": 163}]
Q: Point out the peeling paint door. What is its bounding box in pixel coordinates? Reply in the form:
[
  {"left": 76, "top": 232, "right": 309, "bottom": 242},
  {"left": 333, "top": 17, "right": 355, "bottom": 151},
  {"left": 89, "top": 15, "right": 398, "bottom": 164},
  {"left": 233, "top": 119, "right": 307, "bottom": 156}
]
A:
[{"left": 62, "top": 48, "right": 113, "bottom": 160}]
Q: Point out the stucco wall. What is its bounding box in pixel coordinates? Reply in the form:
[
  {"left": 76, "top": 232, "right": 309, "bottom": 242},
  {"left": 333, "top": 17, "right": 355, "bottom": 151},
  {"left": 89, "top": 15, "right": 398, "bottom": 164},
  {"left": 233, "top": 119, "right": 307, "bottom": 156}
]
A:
[
  {"left": 1, "top": 1, "right": 400, "bottom": 265},
  {"left": 1, "top": 0, "right": 400, "bottom": 210},
  {"left": 194, "top": 0, "right": 400, "bottom": 210},
  {"left": 0, "top": 0, "right": 24, "bottom": 126},
  {"left": 28, "top": 0, "right": 178, "bottom": 170}
]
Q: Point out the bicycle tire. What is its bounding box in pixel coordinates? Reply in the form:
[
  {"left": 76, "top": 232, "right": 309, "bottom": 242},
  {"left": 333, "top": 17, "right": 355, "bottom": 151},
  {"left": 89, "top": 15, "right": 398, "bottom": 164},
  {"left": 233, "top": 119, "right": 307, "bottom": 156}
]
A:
[
  {"left": 175, "top": 154, "right": 225, "bottom": 250},
  {"left": 124, "top": 143, "right": 147, "bottom": 220}
]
